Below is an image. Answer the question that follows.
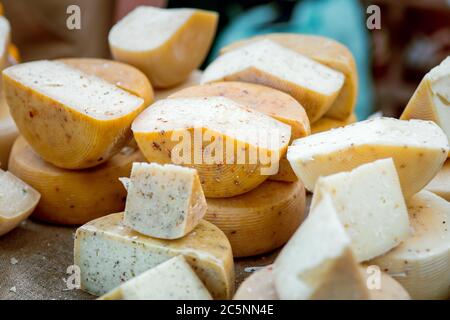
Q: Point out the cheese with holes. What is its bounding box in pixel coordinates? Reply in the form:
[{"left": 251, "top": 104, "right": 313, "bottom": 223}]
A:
[
  {"left": 132, "top": 97, "right": 291, "bottom": 198},
  {"left": 74, "top": 213, "right": 234, "bottom": 299},
  {"left": 8, "top": 136, "right": 145, "bottom": 225},
  {"left": 202, "top": 39, "right": 345, "bottom": 123},
  {"left": 206, "top": 180, "right": 306, "bottom": 257},
  {"left": 99, "top": 256, "right": 212, "bottom": 300},
  {"left": 274, "top": 193, "right": 368, "bottom": 300},
  {"left": 0, "top": 169, "right": 40, "bottom": 236},
  {"left": 426, "top": 160, "right": 450, "bottom": 201},
  {"left": 370, "top": 191, "right": 450, "bottom": 300},
  {"left": 3, "top": 60, "right": 145, "bottom": 169},
  {"left": 120, "top": 162, "right": 206, "bottom": 239},
  {"left": 288, "top": 117, "right": 449, "bottom": 198},
  {"left": 109, "top": 6, "right": 218, "bottom": 88},
  {"left": 154, "top": 70, "right": 202, "bottom": 101},
  {"left": 311, "top": 113, "right": 357, "bottom": 134}
]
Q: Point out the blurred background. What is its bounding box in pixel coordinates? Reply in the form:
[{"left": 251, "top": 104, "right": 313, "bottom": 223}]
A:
[{"left": 2, "top": 0, "right": 449, "bottom": 119}]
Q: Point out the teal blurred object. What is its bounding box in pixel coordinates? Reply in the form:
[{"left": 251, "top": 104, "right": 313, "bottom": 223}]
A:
[{"left": 211, "top": 0, "right": 374, "bottom": 120}]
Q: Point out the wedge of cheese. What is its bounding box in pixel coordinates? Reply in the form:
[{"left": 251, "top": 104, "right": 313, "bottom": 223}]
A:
[
  {"left": 109, "top": 6, "right": 218, "bottom": 88},
  {"left": 426, "top": 159, "right": 450, "bottom": 201},
  {"left": 154, "top": 70, "right": 202, "bottom": 101},
  {"left": 99, "top": 256, "right": 212, "bottom": 300},
  {"left": 132, "top": 97, "right": 291, "bottom": 198},
  {"left": 3, "top": 60, "right": 146, "bottom": 169},
  {"left": 0, "top": 16, "right": 10, "bottom": 72},
  {"left": 370, "top": 191, "right": 450, "bottom": 300},
  {"left": 400, "top": 57, "right": 450, "bottom": 147},
  {"left": 8, "top": 136, "right": 145, "bottom": 225},
  {"left": 206, "top": 180, "right": 306, "bottom": 257},
  {"left": 74, "top": 213, "right": 234, "bottom": 299},
  {"left": 288, "top": 117, "right": 449, "bottom": 198},
  {"left": 311, "top": 113, "right": 357, "bottom": 134},
  {"left": 201, "top": 39, "right": 345, "bottom": 123},
  {"left": 274, "top": 193, "right": 368, "bottom": 300},
  {"left": 311, "top": 159, "right": 409, "bottom": 261},
  {"left": 121, "top": 162, "right": 207, "bottom": 239},
  {"left": 0, "top": 169, "right": 40, "bottom": 236}
]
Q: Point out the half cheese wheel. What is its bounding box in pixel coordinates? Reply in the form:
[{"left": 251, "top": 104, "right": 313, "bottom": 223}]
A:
[
  {"left": 3, "top": 60, "right": 146, "bottom": 169},
  {"left": 311, "top": 113, "right": 357, "bottom": 134},
  {"left": 109, "top": 6, "right": 218, "bottom": 88},
  {"left": 154, "top": 70, "right": 202, "bottom": 101},
  {"left": 8, "top": 136, "right": 145, "bottom": 225},
  {"left": 426, "top": 159, "right": 450, "bottom": 201},
  {"left": 206, "top": 180, "right": 306, "bottom": 257}
]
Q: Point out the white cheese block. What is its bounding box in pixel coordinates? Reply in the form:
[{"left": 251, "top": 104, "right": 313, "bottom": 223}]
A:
[
  {"left": 311, "top": 158, "right": 410, "bottom": 262},
  {"left": 426, "top": 159, "right": 450, "bottom": 201},
  {"left": 370, "top": 191, "right": 450, "bottom": 300},
  {"left": 74, "top": 213, "right": 234, "bottom": 299},
  {"left": 99, "top": 256, "right": 212, "bottom": 300},
  {"left": 121, "top": 162, "right": 207, "bottom": 239},
  {"left": 288, "top": 117, "right": 449, "bottom": 198},
  {"left": 201, "top": 39, "right": 345, "bottom": 122}
]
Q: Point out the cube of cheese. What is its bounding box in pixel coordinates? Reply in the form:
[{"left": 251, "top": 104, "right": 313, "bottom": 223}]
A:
[
  {"left": 426, "top": 159, "right": 450, "bottom": 201},
  {"left": 311, "top": 158, "right": 410, "bottom": 261},
  {"left": 99, "top": 256, "right": 212, "bottom": 300},
  {"left": 201, "top": 39, "right": 345, "bottom": 123},
  {"left": 121, "top": 162, "right": 207, "bottom": 239},
  {"left": 288, "top": 117, "right": 449, "bottom": 198},
  {"left": 74, "top": 213, "right": 234, "bottom": 299}
]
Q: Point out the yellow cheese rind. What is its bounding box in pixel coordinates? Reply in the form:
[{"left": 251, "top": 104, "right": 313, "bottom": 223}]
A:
[
  {"left": 311, "top": 113, "right": 357, "bottom": 134},
  {"left": 206, "top": 180, "right": 306, "bottom": 257},
  {"left": 220, "top": 34, "right": 358, "bottom": 120},
  {"left": 425, "top": 160, "right": 450, "bottom": 201},
  {"left": 74, "top": 213, "right": 234, "bottom": 299},
  {"left": 8, "top": 136, "right": 145, "bottom": 225},
  {"left": 154, "top": 70, "right": 202, "bottom": 101},
  {"left": 109, "top": 7, "right": 218, "bottom": 88}
]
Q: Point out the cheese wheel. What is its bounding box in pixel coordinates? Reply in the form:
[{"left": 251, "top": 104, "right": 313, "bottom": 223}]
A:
[
  {"left": 74, "top": 213, "right": 234, "bottom": 299},
  {"left": 0, "top": 169, "right": 40, "bottom": 236},
  {"left": 370, "top": 191, "right": 450, "bottom": 300},
  {"left": 3, "top": 60, "right": 146, "bottom": 169},
  {"left": 206, "top": 180, "right": 306, "bottom": 257},
  {"left": 426, "top": 159, "right": 450, "bottom": 201},
  {"left": 109, "top": 6, "right": 218, "bottom": 88},
  {"left": 202, "top": 39, "right": 345, "bottom": 123},
  {"left": 288, "top": 117, "right": 449, "bottom": 199},
  {"left": 154, "top": 70, "right": 202, "bottom": 101},
  {"left": 221, "top": 34, "right": 358, "bottom": 121},
  {"left": 311, "top": 113, "right": 357, "bottom": 134},
  {"left": 8, "top": 136, "right": 145, "bottom": 225},
  {"left": 132, "top": 97, "right": 291, "bottom": 198}
]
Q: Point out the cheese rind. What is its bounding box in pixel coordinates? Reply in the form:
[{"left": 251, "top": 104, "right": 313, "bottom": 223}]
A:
[
  {"left": 426, "top": 159, "right": 450, "bottom": 201},
  {"left": 311, "top": 113, "right": 357, "bottom": 134},
  {"left": 109, "top": 6, "right": 218, "bottom": 88},
  {"left": 74, "top": 213, "right": 234, "bottom": 299},
  {"left": 206, "top": 180, "right": 306, "bottom": 257},
  {"left": 99, "top": 256, "right": 212, "bottom": 300},
  {"left": 288, "top": 117, "right": 449, "bottom": 198},
  {"left": 154, "top": 70, "right": 202, "bottom": 101},
  {"left": 122, "top": 162, "right": 207, "bottom": 239}
]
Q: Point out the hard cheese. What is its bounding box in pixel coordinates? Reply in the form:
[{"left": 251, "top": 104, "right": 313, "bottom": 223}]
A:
[
  {"left": 0, "top": 93, "right": 18, "bottom": 170},
  {"left": 154, "top": 70, "right": 202, "bottom": 101},
  {"left": 121, "top": 162, "right": 207, "bottom": 239},
  {"left": 288, "top": 117, "right": 449, "bottom": 198},
  {"left": 311, "top": 113, "right": 357, "bottom": 134},
  {"left": 74, "top": 213, "right": 234, "bottom": 299},
  {"left": 426, "top": 159, "right": 450, "bottom": 201},
  {"left": 0, "top": 16, "right": 10, "bottom": 72}
]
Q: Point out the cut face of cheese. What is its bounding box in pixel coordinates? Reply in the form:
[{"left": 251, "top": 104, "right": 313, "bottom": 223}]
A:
[
  {"left": 74, "top": 213, "right": 234, "bottom": 299},
  {"left": 132, "top": 97, "right": 291, "bottom": 198},
  {"left": 288, "top": 117, "right": 449, "bottom": 198},
  {"left": 154, "top": 70, "right": 202, "bottom": 101},
  {"left": 426, "top": 159, "right": 450, "bottom": 201},
  {"left": 99, "top": 256, "right": 212, "bottom": 300},
  {"left": 311, "top": 159, "right": 410, "bottom": 261},
  {"left": 8, "top": 136, "right": 145, "bottom": 225},
  {"left": 206, "top": 180, "right": 306, "bottom": 257},
  {"left": 121, "top": 162, "right": 207, "bottom": 239},
  {"left": 109, "top": 6, "right": 218, "bottom": 88},
  {"left": 369, "top": 191, "right": 450, "bottom": 300},
  {"left": 0, "top": 16, "right": 10, "bottom": 72},
  {"left": 0, "top": 169, "right": 40, "bottom": 236},
  {"left": 202, "top": 39, "right": 345, "bottom": 123},
  {"left": 311, "top": 113, "right": 357, "bottom": 134},
  {"left": 3, "top": 60, "right": 145, "bottom": 169}
]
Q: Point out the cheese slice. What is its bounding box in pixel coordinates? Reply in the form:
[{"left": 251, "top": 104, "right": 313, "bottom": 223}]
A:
[
  {"left": 311, "top": 159, "right": 409, "bottom": 261},
  {"left": 311, "top": 113, "right": 357, "bottom": 134},
  {"left": 109, "top": 6, "right": 218, "bottom": 88},
  {"left": 121, "top": 162, "right": 207, "bottom": 239},
  {"left": 132, "top": 97, "right": 291, "bottom": 198},
  {"left": 426, "top": 159, "right": 450, "bottom": 201},
  {"left": 274, "top": 193, "right": 368, "bottom": 300},
  {"left": 201, "top": 39, "right": 345, "bottom": 123},
  {"left": 0, "top": 169, "right": 40, "bottom": 236},
  {"left": 154, "top": 70, "right": 202, "bottom": 101},
  {"left": 99, "top": 256, "right": 212, "bottom": 300},
  {"left": 370, "top": 191, "right": 450, "bottom": 300},
  {"left": 8, "top": 136, "right": 145, "bottom": 225},
  {"left": 220, "top": 34, "right": 357, "bottom": 120},
  {"left": 3, "top": 60, "right": 146, "bottom": 169},
  {"left": 206, "top": 180, "right": 306, "bottom": 257},
  {"left": 288, "top": 117, "right": 449, "bottom": 198},
  {"left": 74, "top": 213, "right": 234, "bottom": 299},
  {"left": 0, "top": 16, "right": 10, "bottom": 72}
]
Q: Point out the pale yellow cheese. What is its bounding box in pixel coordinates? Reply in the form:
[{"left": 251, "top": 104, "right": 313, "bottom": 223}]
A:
[
  {"left": 154, "top": 70, "right": 202, "bottom": 101},
  {"left": 0, "top": 16, "right": 10, "bottom": 72},
  {"left": 311, "top": 113, "right": 357, "bottom": 134},
  {"left": 426, "top": 159, "right": 450, "bottom": 201},
  {"left": 0, "top": 93, "right": 18, "bottom": 170}
]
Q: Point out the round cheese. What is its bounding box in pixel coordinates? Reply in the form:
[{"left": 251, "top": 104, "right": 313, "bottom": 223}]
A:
[
  {"left": 426, "top": 159, "right": 450, "bottom": 201},
  {"left": 311, "top": 113, "right": 357, "bottom": 134}
]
